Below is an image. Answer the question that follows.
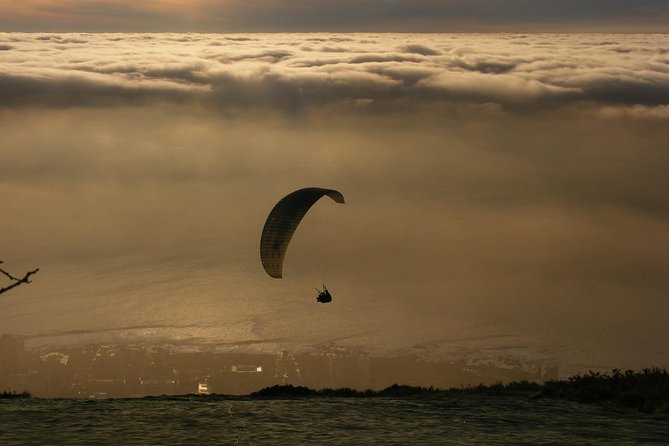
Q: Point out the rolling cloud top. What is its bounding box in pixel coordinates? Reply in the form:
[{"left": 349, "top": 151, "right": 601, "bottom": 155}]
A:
[{"left": 1, "top": 33, "right": 668, "bottom": 115}]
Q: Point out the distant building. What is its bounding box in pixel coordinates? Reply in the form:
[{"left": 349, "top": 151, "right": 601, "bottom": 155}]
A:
[
  {"left": 232, "top": 365, "right": 263, "bottom": 373},
  {"left": 217, "top": 363, "right": 267, "bottom": 395},
  {"left": 197, "top": 382, "right": 210, "bottom": 395}
]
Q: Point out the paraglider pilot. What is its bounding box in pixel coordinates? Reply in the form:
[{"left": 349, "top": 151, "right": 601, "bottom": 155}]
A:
[{"left": 316, "top": 285, "right": 332, "bottom": 303}]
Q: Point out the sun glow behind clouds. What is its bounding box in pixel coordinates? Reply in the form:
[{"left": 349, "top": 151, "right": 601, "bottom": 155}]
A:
[
  {"left": 0, "top": 0, "right": 668, "bottom": 32},
  {"left": 0, "top": 33, "right": 668, "bottom": 373}
]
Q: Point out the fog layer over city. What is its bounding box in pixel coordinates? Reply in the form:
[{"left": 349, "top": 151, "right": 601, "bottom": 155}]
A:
[{"left": 1, "top": 33, "right": 668, "bottom": 375}]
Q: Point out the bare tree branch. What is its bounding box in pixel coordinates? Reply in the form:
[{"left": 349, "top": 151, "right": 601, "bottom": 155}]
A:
[{"left": 0, "top": 261, "right": 39, "bottom": 295}]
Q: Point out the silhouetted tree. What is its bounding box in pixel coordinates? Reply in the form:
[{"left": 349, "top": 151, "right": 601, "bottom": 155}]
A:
[{"left": 0, "top": 261, "right": 38, "bottom": 295}]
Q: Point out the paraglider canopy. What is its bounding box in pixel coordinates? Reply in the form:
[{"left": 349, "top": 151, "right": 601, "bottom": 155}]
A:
[{"left": 260, "top": 187, "right": 345, "bottom": 279}]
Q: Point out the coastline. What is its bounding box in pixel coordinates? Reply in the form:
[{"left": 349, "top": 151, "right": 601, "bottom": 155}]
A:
[{"left": 8, "top": 368, "right": 665, "bottom": 415}]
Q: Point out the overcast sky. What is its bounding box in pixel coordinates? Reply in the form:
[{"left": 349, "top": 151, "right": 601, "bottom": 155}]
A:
[
  {"left": 1, "top": 33, "right": 668, "bottom": 374},
  {"left": 1, "top": 0, "right": 668, "bottom": 33}
]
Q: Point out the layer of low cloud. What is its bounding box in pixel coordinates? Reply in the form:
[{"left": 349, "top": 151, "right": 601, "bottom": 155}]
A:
[{"left": 1, "top": 33, "right": 669, "bottom": 113}]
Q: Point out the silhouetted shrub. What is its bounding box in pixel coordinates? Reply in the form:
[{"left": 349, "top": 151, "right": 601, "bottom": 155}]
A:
[
  {"left": 536, "top": 368, "right": 668, "bottom": 413},
  {"left": 0, "top": 390, "right": 31, "bottom": 399},
  {"left": 251, "top": 384, "right": 315, "bottom": 397}
]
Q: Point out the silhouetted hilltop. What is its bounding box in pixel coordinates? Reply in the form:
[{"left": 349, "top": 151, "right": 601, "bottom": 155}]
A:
[{"left": 249, "top": 368, "right": 669, "bottom": 414}]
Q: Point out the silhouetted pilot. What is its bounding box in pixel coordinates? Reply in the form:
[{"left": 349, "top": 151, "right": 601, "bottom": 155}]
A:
[{"left": 316, "top": 285, "right": 332, "bottom": 303}]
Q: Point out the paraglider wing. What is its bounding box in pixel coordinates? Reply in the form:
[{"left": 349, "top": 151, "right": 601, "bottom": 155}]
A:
[{"left": 260, "top": 187, "right": 345, "bottom": 278}]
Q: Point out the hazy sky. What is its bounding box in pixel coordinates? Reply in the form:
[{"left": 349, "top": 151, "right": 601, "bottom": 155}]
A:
[
  {"left": 1, "top": 1, "right": 668, "bottom": 33},
  {"left": 1, "top": 32, "right": 668, "bottom": 375}
]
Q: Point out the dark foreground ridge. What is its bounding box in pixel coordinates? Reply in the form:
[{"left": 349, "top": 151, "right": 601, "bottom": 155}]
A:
[{"left": 247, "top": 368, "right": 669, "bottom": 414}]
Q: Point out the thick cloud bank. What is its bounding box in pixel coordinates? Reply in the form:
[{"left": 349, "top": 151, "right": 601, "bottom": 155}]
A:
[
  {"left": 1, "top": 34, "right": 668, "bottom": 374},
  {"left": 1, "top": 33, "right": 669, "bottom": 113}
]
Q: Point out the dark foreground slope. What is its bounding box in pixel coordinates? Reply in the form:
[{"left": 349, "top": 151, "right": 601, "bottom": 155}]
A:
[{"left": 251, "top": 368, "right": 669, "bottom": 414}]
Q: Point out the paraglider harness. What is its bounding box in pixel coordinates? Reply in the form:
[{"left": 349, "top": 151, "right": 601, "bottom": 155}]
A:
[{"left": 316, "top": 285, "right": 332, "bottom": 303}]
